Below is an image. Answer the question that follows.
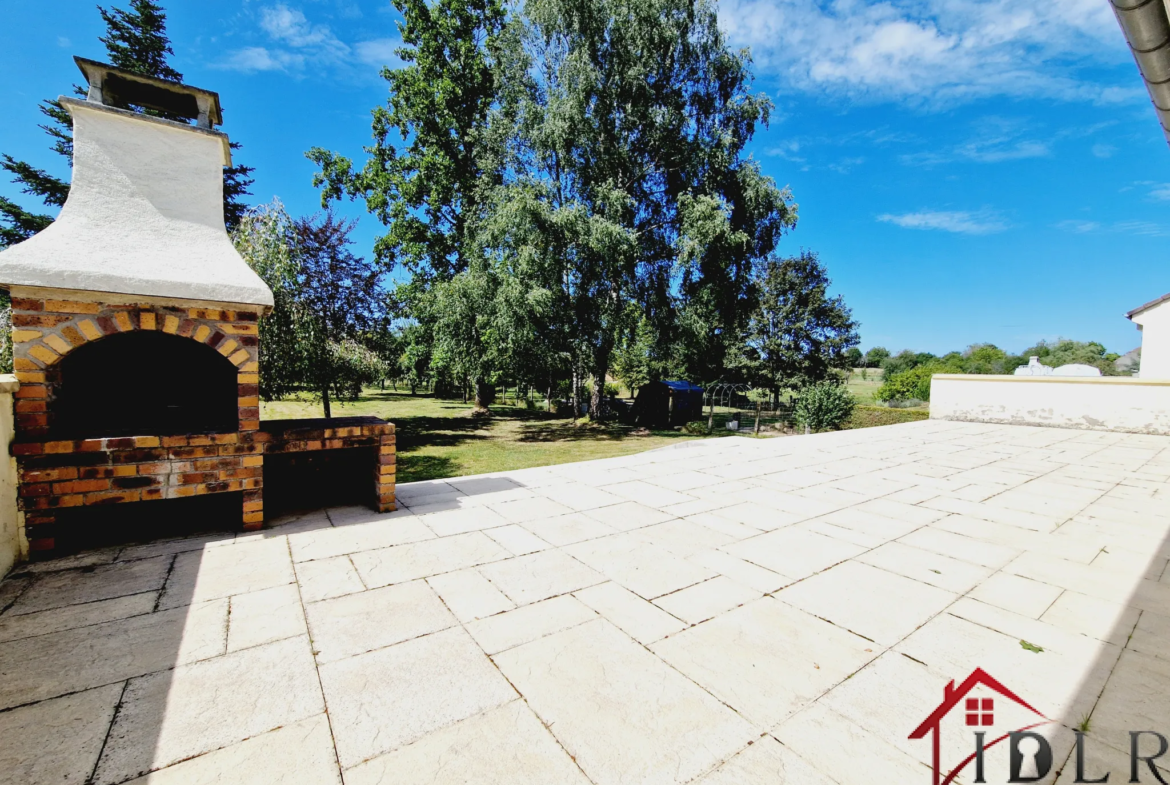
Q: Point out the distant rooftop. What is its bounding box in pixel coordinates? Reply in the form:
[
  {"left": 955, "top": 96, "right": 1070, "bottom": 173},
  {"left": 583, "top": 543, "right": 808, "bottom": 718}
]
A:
[{"left": 1127, "top": 291, "right": 1170, "bottom": 319}]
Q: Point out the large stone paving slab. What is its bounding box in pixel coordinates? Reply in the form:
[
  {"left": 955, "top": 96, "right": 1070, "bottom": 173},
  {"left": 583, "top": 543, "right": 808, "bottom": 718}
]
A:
[
  {"left": 494, "top": 619, "right": 755, "bottom": 785},
  {"left": 1, "top": 421, "right": 1169, "bottom": 783}
]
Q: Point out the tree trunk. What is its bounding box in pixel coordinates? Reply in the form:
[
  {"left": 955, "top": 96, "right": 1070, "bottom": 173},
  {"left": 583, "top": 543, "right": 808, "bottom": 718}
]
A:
[
  {"left": 410, "top": 381, "right": 416, "bottom": 396},
  {"left": 474, "top": 378, "right": 492, "bottom": 410},
  {"left": 547, "top": 384, "right": 553, "bottom": 413},
  {"left": 707, "top": 398, "right": 715, "bottom": 431},
  {"left": 589, "top": 349, "right": 611, "bottom": 420},
  {"left": 754, "top": 402, "right": 761, "bottom": 436},
  {"left": 462, "top": 379, "right": 468, "bottom": 404},
  {"left": 571, "top": 366, "right": 579, "bottom": 422},
  {"left": 322, "top": 386, "right": 332, "bottom": 419}
]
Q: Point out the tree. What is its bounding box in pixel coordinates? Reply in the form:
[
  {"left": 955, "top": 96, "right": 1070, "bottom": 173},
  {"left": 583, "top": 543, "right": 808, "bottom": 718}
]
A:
[
  {"left": 482, "top": 0, "right": 794, "bottom": 417},
  {"left": 309, "top": 0, "right": 508, "bottom": 408},
  {"left": 1, "top": 0, "right": 252, "bottom": 247},
  {"left": 231, "top": 200, "right": 306, "bottom": 401},
  {"left": 844, "top": 347, "right": 863, "bottom": 368},
  {"left": 613, "top": 314, "right": 658, "bottom": 399},
  {"left": 863, "top": 346, "right": 890, "bottom": 368},
  {"left": 233, "top": 203, "right": 388, "bottom": 416},
  {"left": 793, "top": 380, "right": 855, "bottom": 432},
  {"left": 293, "top": 211, "right": 388, "bottom": 417},
  {"left": 745, "top": 251, "right": 859, "bottom": 405},
  {"left": 1021, "top": 339, "right": 1122, "bottom": 376}
]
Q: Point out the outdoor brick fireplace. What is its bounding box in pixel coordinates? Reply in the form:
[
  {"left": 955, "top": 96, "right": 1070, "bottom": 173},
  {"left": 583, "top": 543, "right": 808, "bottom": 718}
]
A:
[{"left": 0, "top": 59, "right": 395, "bottom": 558}]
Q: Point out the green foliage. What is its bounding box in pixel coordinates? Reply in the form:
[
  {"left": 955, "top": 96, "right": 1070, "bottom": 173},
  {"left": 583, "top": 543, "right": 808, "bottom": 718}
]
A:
[
  {"left": 232, "top": 201, "right": 304, "bottom": 400},
  {"left": 881, "top": 349, "right": 935, "bottom": 377},
  {"left": 745, "top": 252, "right": 859, "bottom": 396},
  {"left": 844, "top": 347, "right": 863, "bottom": 368},
  {"left": 232, "top": 202, "right": 387, "bottom": 415},
  {"left": 684, "top": 420, "right": 710, "bottom": 435},
  {"left": 843, "top": 406, "right": 929, "bottom": 429},
  {"left": 98, "top": 0, "right": 182, "bottom": 81},
  {"left": 0, "top": 291, "right": 11, "bottom": 374},
  {"left": 793, "top": 380, "right": 856, "bottom": 432},
  {"left": 746, "top": 387, "right": 771, "bottom": 405},
  {"left": 872, "top": 339, "right": 1125, "bottom": 394},
  {"left": 1, "top": 1, "right": 251, "bottom": 247},
  {"left": 613, "top": 314, "right": 659, "bottom": 398},
  {"left": 863, "top": 347, "right": 889, "bottom": 368},
  {"left": 294, "top": 210, "right": 389, "bottom": 415},
  {"left": 1021, "top": 339, "right": 1122, "bottom": 376},
  {"left": 309, "top": 0, "right": 508, "bottom": 409},
  {"left": 877, "top": 365, "right": 939, "bottom": 402},
  {"left": 319, "top": 0, "right": 796, "bottom": 418}
]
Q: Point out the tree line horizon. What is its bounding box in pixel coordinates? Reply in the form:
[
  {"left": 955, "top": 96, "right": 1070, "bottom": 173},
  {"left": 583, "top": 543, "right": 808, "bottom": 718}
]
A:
[{"left": 0, "top": 1, "right": 1131, "bottom": 419}]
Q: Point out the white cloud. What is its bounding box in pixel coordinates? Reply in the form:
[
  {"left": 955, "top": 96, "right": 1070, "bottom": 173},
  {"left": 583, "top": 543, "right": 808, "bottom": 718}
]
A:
[
  {"left": 1056, "top": 218, "right": 1170, "bottom": 236},
  {"left": 1091, "top": 143, "right": 1116, "bottom": 158},
  {"left": 57, "top": 37, "right": 71, "bottom": 48},
  {"left": 878, "top": 209, "right": 1007, "bottom": 234},
  {"left": 899, "top": 116, "right": 1051, "bottom": 165},
  {"left": 220, "top": 3, "right": 358, "bottom": 73},
  {"left": 218, "top": 46, "right": 305, "bottom": 73},
  {"left": 1055, "top": 219, "right": 1100, "bottom": 233},
  {"left": 718, "top": 0, "right": 1136, "bottom": 106},
  {"left": 1149, "top": 183, "right": 1170, "bottom": 201},
  {"left": 764, "top": 140, "right": 805, "bottom": 162},
  {"left": 354, "top": 38, "right": 404, "bottom": 67}
]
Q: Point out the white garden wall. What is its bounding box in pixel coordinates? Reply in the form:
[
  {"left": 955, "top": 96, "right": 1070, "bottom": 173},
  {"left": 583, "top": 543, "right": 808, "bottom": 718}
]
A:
[
  {"left": 0, "top": 375, "right": 22, "bottom": 576},
  {"left": 930, "top": 374, "right": 1170, "bottom": 435}
]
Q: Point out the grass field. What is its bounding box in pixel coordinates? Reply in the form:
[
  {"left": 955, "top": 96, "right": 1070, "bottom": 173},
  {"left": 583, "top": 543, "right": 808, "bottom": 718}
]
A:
[
  {"left": 260, "top": 376, "right": 928, "bottom": 484},
  {"left": 261, "top": 390, "right": 716, "bottom": 483},
  {"left": 845, "top": 368, "right": 885, "bottom": 404}
]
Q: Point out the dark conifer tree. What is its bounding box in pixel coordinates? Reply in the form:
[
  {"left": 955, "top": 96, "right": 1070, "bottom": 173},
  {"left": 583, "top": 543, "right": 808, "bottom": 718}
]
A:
[{"left": 0, "top": 0, "right": 253, "bottom": 247}]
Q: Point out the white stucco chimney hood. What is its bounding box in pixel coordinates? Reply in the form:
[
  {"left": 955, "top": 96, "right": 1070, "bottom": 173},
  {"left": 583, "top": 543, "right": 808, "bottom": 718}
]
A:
[{"left": 0, "top": 57, "right": 274, "bottom": 309}]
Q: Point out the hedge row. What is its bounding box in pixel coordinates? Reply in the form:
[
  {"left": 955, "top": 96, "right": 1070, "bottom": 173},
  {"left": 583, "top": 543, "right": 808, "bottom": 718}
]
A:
[{"left": 842, "top": 405, "right": 930, "bottom": 430}]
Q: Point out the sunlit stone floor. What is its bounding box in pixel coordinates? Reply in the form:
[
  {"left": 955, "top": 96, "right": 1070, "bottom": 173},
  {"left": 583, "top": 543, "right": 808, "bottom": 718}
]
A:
[{"left": 1, "top": 420, "right": 1168, "bottom": 784}]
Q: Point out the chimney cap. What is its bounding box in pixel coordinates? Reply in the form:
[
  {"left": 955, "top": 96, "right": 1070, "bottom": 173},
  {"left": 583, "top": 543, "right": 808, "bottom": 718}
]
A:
[{"left": 74, "top": 56, "right": 223, "bottom": 129}]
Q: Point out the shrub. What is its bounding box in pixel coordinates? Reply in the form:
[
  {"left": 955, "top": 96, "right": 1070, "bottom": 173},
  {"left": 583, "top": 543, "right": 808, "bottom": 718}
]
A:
[
  {"left": 604, "top": 382, "right": 621, "bottom": 398},
  {"left": 683, "top": 420, "right": 710, "bottom": 435},
  {"left": 844, "top": 406, "right": 930, "bottom": 429},
  {"left": 877, "top": 365, "right": 940, "bottom": 402},
  {"left": 793, "top": 381, "right": 856, "bottom": 432}
]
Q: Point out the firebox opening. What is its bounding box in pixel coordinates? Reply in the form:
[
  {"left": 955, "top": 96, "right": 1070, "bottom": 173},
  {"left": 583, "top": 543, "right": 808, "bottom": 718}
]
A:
[
  {"left": 263, "top": 448, "right": 378, "bottom": 517},
  {"left": 53, "top": 331, "right": 239, "bottom": 438},
  {"left": 50, "top": 492, "right": 244, "bottom": 554}
]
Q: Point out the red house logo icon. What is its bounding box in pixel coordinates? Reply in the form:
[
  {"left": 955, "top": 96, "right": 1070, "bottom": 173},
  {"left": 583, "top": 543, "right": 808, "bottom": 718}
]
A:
[{"left": 909, "top": 667, "right": 1050, "bottom": 785}]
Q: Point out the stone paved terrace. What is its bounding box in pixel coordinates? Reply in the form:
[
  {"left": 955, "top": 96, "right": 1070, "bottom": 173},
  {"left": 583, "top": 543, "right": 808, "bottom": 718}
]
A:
[{"left": 1, "top": 420, "right": 1169, "bottom": 784}]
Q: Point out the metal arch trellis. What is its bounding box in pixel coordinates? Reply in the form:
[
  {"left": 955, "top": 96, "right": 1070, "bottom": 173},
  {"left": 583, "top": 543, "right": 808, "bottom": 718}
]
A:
[{"left": 703, "top": 381, "right": 752, "bottom": 430}]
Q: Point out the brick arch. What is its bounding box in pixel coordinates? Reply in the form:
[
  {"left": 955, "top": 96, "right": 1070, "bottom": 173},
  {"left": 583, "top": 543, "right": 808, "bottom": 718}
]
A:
[
  {"left": 11, "top": 297, "right": 262, "bottom": 437},
  {"left": 15, "top": 301, "right": 257, "bottom": 369}
]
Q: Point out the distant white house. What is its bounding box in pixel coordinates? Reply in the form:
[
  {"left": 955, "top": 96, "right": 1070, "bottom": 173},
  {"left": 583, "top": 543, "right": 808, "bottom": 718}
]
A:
[{"left": 1128, "top": 293, "right": 1170, "bottom": 379}]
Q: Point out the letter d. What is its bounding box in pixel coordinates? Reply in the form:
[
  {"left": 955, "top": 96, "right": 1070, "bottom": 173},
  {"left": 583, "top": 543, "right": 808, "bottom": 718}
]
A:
[{"left": 1010, "top": 731, "right": 1053, "bottom": 783}]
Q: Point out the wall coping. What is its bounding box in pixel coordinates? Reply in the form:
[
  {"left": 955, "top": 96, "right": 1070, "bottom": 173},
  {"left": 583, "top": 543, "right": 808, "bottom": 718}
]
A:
[
  {"left": 932, "top": 374, "right": 1170, "bottom": 387},
  {"left": 0, "top": 375, "right": 18, "bottom": 394}
]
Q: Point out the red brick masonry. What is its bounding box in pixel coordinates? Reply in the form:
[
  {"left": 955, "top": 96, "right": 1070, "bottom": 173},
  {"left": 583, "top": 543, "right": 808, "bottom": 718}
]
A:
[{"left": 9, "top": 295, "right": 396, "bottom": 556}]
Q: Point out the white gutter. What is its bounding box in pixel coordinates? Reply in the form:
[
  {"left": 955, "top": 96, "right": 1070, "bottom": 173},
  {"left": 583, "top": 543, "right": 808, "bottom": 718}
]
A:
[{"left": 1112, "top": 0, "right": 1170, "bottom": 145}]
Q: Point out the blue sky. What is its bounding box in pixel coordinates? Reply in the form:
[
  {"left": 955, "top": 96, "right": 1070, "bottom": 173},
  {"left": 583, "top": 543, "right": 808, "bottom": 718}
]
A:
[{"left": 1, "top": 0, "right": 1167, "bottom": 356}]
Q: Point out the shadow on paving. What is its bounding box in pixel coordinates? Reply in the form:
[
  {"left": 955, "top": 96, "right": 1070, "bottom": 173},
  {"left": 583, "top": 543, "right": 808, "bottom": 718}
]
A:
[
  {"left": 1045, "top": 496, "right": 1170, "bottom": 782},
  {"left": 917, "top": 441, "right": 1170, "bottom": 785},
  {"left": 0, "top": 517, "right": 205, "bottom": 784}
]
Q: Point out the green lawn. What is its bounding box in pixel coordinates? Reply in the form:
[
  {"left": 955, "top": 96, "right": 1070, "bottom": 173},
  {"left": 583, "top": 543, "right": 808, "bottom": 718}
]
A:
[
  {"left": 845, "top": 368, "right": 885, "bottom": 404},
  {"left": 261, "top": 389, "right": 716, "bottom": 484}
]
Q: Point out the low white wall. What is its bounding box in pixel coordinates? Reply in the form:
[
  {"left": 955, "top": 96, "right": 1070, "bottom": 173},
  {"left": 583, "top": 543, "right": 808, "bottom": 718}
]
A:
[
  {"left": 930, "top": 374, "right": 1170, "bottom": 435},
  {"left": 0, "top": 375, "right": 20, "bottom": 577}
]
